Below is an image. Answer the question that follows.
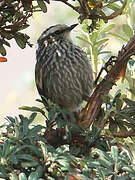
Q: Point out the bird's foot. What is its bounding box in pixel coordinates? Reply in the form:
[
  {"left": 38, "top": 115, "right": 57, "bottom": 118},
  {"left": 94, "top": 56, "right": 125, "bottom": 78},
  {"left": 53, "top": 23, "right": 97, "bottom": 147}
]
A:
[{"left": 94, "top": 56, "right": 117, "bottom": 86}]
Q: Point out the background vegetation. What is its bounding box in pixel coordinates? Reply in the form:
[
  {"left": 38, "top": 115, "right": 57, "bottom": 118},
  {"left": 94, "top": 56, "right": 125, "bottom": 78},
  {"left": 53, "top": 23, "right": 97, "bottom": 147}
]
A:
[{"left": 0, "top": 0, "right": 135, "bottom": 179}]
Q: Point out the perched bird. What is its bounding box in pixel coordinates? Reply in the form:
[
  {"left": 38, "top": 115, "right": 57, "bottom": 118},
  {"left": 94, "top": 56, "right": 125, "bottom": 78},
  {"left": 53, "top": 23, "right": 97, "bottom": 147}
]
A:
[{"left": 35, "top": 24, "right": 93, "bottom": 112}]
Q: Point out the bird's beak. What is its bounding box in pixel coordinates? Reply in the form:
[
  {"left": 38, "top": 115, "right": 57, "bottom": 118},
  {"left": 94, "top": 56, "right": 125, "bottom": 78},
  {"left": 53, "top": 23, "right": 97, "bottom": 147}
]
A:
[{"left": 69, "top": 23, "right": 78, "bottom": 31}]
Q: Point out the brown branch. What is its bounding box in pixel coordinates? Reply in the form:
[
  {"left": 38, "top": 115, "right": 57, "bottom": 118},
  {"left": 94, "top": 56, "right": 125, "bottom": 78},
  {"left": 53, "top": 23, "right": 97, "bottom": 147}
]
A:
[
  {"left": 52, "top": 0, "right": 127, "bottom": 23},
  {"left": 44, "top": 128, "right": 88, "bottom": 148},
  {"left": 90, "top": 0, "right": 127, "bottom": 21},
  {"left": 52, "top": 0, "right": 79, "bottom": 12},
  {"left": 113, "top": 129, "right": 135, "bottom": 138},
  {"left": 79, "top": 34, "right": 135, "bottom": 128}
]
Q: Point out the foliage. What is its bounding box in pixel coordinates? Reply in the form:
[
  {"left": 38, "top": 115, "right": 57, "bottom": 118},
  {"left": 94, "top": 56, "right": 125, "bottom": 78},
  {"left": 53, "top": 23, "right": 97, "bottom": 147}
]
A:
[
  {"left": 0, "top": 0, "right": 49, "bottom": 56},
  {"left": 1, "top": 98, "right": 135, "bottom": 179}
]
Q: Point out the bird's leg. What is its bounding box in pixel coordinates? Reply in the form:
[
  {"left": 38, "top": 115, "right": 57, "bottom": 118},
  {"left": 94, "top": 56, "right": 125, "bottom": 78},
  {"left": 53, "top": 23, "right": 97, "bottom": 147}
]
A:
[{"left": 94, "top": 56, "right": 117, "bottom": 86}]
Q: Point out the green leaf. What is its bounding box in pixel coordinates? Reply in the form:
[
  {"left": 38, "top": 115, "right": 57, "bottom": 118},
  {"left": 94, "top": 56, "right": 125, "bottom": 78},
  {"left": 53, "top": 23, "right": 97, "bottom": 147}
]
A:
[
  {"left": 82, "top": 24, "right": 89, "bottom": 33},
  {"left": 18, "top": 173, "right": 27, "bottom": 180},
  {"left": 1, "top": 40, "right": 10, "bottom": 47},
  {"left": 100, "top": 24, "right": 115, "bottom": 34},
  {"left": 89, "top": 32, "right": 98, "bottom": 45},
  {"left": 28, "top": 125, "right": 43, "bottom": 135},
  {"left": 27, "top": 145, "right": 42, "bottom": 155},
  {"left": 15, "top": 154, "right": 35, "bottom": 161},
  {"left": 95, "top": 38, "right": 109, "bottom": 46},
  {"left": 57, "top": 158, "right": 69, "bottom": 168},
  {"left": 14, "top": 34, "right": 26, "bottom": 49},
  {"left": 37, "top": 0, "right": 47, "bottom": 13},
  {"left": 0, "top": 165, "right": 8, "bottom": 178},
  {"left": 9, "top": 173, "right": 18, "bottom": 180},
  {"left": 1, "top": 140, "right": 11, "bottom": 158},
  {"left": 36, "top": 99, "right": 44, "bottom": 104},
  {"left": 29, "top": 113, "right": 37, "bottom": 123},
  {"left": 6, "top": 116, "right": 16, "bottom": 123},
  {"left": 116, "top": 98, "right": 123, "bottom": 111},
  {"left": 76, "top": 36, "right": 92, "bottom": 46},
  {"left": 19, "top": 106, "right": 45, "bottom": 116},
  {"left": 28, "top": 172, "right": 39, "bottom": 180},
  {"left": 17, "top": 24, "right": 30, "bottom": 31},
  {"left": 122, "top": 166, "right": 135, "bottom": 175},
  {"left": 0, "top": 45, "right": 6, "bottom": 56},
  {"left": 107, "top": 3, "right": 121, "bottom": 11},
  {"left": 122, "top": 24, "right": 133, "bottom": 39},
  {"left": 111, "top": 91, "right": 121, "bottom": 106},
  {"left": 14, "top": 33, "right": 29, "bottom": 49},
  {"left": 109, "top": 32, "right": 128, "bottom": 42},
  {"left": 21, "top": 161, "right": 39, "bottom": 168},
  {"left": 111, "top": 146, "right": 118, "bottom": 163},
  {"left": 95, "top": 149, "right": 113, "bottom": 166},
  {"left": 35, "top": 166, "right": 44, "bottom": 177}
]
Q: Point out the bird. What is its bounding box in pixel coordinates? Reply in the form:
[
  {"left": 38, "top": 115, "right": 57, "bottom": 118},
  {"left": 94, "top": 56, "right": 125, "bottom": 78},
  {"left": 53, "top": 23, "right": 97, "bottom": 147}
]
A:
[{"left": 35, "top": 24, "right": 93, "bottom": 113}]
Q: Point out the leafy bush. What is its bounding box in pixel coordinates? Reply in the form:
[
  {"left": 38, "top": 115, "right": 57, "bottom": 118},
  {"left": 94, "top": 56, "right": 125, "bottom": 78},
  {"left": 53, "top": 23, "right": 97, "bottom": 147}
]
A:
[{"left": 0, "top": 96, "right": 135, "bottom": 179}]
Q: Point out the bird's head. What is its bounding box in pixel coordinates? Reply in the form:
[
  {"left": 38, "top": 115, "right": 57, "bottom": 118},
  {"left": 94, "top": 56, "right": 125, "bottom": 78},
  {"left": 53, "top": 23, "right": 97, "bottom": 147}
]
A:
[{"left": 37, "top": 23, "right": 78, "bottom": 44}]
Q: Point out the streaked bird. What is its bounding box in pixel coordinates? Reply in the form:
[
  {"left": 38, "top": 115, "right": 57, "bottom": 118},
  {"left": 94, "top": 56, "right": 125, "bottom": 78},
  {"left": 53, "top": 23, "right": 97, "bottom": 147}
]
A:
[{"left": 35, "top": 24, "right": 93, "bottom": 112}]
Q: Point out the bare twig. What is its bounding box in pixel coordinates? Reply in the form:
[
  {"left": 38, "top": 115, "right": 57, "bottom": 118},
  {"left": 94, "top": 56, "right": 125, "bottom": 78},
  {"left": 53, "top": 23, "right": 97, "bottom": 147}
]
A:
[{"left": 52, "top": 0, "right": 78, "bottom": 12}]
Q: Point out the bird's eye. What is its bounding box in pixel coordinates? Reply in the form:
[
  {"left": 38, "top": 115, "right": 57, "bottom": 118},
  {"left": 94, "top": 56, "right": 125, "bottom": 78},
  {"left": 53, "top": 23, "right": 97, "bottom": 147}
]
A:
[{"left": 55, "top": 30, "right": 60, "bottom": 35}]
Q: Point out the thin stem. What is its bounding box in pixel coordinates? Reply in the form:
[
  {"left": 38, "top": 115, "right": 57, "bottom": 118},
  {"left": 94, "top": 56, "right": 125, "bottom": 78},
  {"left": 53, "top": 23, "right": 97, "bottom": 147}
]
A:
[{"left": 52, "top": 0, "right": 79, "bottom": 12}]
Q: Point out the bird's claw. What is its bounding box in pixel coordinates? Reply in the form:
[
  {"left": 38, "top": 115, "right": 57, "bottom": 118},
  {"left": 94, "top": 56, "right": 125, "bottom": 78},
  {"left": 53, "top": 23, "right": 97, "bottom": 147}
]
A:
[{"left": 94, "top": 56, "right": 117, "bottom": 86}]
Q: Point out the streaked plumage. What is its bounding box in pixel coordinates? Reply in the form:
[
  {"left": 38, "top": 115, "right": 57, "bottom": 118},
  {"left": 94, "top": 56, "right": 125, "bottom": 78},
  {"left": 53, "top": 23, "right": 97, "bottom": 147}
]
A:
[{"left": 35, "top": 24, "right": 93, "bottom": 111}]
